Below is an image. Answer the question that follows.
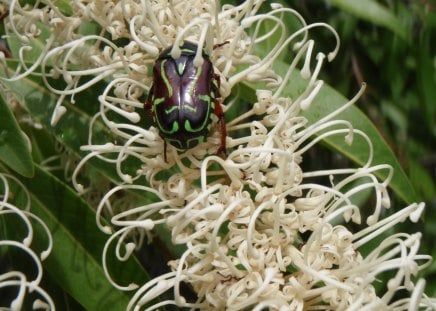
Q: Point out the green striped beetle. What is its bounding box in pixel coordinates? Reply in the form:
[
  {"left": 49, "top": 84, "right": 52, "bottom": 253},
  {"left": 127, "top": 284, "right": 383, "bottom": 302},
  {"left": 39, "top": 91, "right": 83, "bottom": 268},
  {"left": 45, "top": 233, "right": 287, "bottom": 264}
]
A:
[{"left": 145, "top": 41, "right": 226, "bottom": 160}]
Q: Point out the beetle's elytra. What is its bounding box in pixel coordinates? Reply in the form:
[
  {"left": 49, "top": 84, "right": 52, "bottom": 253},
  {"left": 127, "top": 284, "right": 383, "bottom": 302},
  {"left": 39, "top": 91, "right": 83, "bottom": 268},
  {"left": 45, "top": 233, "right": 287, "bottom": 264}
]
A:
[{"left": 145, "top": 41, "right": 226, "bottom": 160}]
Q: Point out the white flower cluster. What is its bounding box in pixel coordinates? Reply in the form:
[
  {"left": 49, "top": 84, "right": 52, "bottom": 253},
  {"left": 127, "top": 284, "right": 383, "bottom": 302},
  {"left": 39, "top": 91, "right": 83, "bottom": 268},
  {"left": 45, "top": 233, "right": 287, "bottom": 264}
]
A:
[
  {"left": 3, "top": 0, "right": 434, "bottom": 310},
  {"left": 0, "top": 174, "right": 54, "bottom": 310}
]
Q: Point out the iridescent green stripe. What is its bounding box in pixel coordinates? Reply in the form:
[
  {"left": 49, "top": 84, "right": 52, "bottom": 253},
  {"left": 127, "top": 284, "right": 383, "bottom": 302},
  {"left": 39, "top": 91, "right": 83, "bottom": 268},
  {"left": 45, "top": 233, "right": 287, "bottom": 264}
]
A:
[
  {"left": 180, "top": 47, "right": 196, "bottom": 54},
  {"left": 157, "top": 119, "right": 179, "bottom": 134},
  {"left": 160, "top": 59, "right": 173, "bottom": 97},
  {"left": 166, "top": 136, "right": 204, "bottom": 149},
  {"left": 165, "top": 106, "right": 179, "bottom": 114},
  {"left": 198, "top": 94, "right": 210, "bottom": 103},
  {"left": 177, "top": 62, "right": 186, "bottom": 75}
]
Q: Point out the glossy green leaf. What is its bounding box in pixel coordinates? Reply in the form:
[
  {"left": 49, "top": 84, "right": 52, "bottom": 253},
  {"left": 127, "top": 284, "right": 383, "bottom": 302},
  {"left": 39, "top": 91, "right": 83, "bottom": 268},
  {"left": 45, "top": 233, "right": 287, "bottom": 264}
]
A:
[
  {"left": 292, "top": 76, "right": 417, "bottom": 204},
  {"left": 1, "top": 74, "right": 137, "bottom": 184},
  {"left": 329, "top": 0, "right": 408, "bottom": 41},
  {"left": 1, "top": 62, "right": 170, "bottom": 259},
  {"left": 12, "top": 165, "right": 149, "bottom": 310},
  {"left": 0, "top": 95, "right": 34, "bottom": 177},
  {"left": 303, "top": 83, "right": 417, "bottom": 204},
  {"left": 235, "top": 3, "right": 417, "bottom": 205},
  {"left": 241, "top": 65, "right": 417, "bottom": 204}
]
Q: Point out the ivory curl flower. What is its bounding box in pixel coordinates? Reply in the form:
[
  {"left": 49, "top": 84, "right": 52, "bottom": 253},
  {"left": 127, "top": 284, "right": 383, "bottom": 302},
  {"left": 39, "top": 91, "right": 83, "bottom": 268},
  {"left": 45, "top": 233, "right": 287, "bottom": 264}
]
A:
[
  {"left": 0, "top": 174, "right": 54, "bottom": 310},
  {"left": 2, "top": 0, "right": 435, "bottom": 310}
]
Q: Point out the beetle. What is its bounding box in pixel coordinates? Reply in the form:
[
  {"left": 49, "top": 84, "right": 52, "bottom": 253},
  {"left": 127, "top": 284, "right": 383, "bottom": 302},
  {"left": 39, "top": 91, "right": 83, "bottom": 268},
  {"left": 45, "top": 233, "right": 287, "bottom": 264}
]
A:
[{"left": 145, "top": 41, "right": 226, "bottom": 160}]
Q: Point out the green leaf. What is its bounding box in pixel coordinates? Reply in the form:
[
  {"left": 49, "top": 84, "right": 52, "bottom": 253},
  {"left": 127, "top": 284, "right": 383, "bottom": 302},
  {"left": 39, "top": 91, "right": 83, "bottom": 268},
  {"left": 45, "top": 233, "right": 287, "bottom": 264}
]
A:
[
  {"left": 417, "top": 26, "right": 436, "bottom": 130},
  {"left": 0, "top": 95, "right": 34, "bottom": 177},
  {"left": 408, "top": 159, "right": 436, "bottom": 201},
  {"left": 284, "top": 71, "right": 417, "bottom": 204},
  {"left": 12, "top": 164, "right": 150, "bottom": 310},
  {"left": 329, "top": 0, "right": 408, "bottom": 41},
  {"left": 302, "top": 82, "right": 418, "bottom": 204},
  {"left": 236, "top": 3, "right": 417, "bottom": 204},
  {"left": 0, "top": 74, "right": 134, "bottom": 184},
  {"left": 241, "top": 64, "right": 418, "bottom": 205},
  {"left": 1, "top": 62, "right": 173, "bottom": 262}
]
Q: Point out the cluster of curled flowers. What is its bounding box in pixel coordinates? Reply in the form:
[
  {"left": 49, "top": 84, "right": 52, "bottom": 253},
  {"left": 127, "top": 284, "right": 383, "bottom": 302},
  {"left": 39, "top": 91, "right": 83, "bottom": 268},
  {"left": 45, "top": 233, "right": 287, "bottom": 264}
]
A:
[
  {"left": 3, "top": 0, "right": 435, "bottom": 310},
  {"left": 0, "top": 174, "right": 54, "bottom": 310}
]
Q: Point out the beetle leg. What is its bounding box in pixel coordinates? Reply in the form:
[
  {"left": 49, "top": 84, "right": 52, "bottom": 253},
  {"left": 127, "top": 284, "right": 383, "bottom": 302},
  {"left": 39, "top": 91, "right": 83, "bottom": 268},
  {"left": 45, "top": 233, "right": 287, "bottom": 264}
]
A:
[
  {"left": 144, "top": 83, "right": 154, "bottom": 121},
  {"left": 213, "top": 73, "right": 221, "bottom": 90},
  {"left": 144, "top": 100, "right": 152, "bottom": 120},
  {"left": 214, "top": 99, "right": 227, "bottom": 156},
  {"left": 144, "top": 100, "right": 151, "bottom": 110},
  {"left": 212, "top": 73, "right": 226, "bottom": 156}
]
